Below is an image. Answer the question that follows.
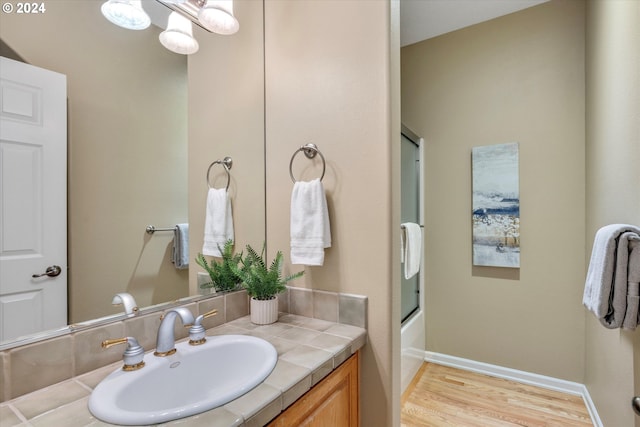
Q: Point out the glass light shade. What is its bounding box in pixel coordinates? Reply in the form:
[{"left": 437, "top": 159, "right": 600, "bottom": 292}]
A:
[
  {"left": 101, "top": 0, "right": 150, "bottom": 30},
  {"left": 198, "top": 0, "right": 239, "bottom": 35},
  {"left": 159, "top": 12, "right": 199, "bottom": 55}
]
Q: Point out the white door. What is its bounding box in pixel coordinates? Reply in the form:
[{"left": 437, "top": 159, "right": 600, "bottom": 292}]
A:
[{"left": 0, "top": 56, "right": 67, "bottom": 342}]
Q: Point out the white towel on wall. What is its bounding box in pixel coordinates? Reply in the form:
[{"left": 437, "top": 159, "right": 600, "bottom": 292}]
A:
[
  {"left": 172, "top": 223, "right": 189, "bottom": 269},
  {"left": 401, "top": 222, "right": 422, "bottom": 280},
  {"left": 290, "top": 178, "right": 331, "bottom": 266},
  {"left": 202, "top": 188, "right": 234, "bottom": 257},
  {"left": 583, "top": 224, "right": 640, "bottom": 329}
]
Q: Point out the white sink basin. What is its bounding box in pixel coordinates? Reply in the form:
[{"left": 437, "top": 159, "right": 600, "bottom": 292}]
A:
[{"left": 88, "top": 335, "right": 277, "bottom": 425}]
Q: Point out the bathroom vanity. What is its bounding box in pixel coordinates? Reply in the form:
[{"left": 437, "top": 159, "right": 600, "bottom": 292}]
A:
[
  {"left": 268, "top": 351, "right": 359, "bottom": 426},
  {"left": 0, "top": 313, "right": 366, "bottom": 426}
]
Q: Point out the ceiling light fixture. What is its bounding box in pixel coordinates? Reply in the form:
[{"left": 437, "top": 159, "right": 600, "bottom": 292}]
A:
[
  {"left": 157, "top": 0, "right": 239, "bottom": 35},
  {"left": 101, "top": 0, "right": 151, "bottom": 30},
  {"left": 101, "top": 0, "right": 239, "bottom": 55},
  {"left": 159, "top": 12, "right": 199, "bottom": 55}
]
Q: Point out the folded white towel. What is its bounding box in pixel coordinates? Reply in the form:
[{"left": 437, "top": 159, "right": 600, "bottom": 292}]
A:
[
  {"left": 583, "top": 224, "right": 640, "bottom": 329},
  {"left": 401, "top": 222, "right": 422, "bottom": 280},
  {"left": 202, "top": 188, "right": 234, "bottom": 257},
  {"left": 290, "top": 178, "right": 331, "bottom": 266},
  {"left": 172, "top": 223, "right": 189, "bottom": 269}
]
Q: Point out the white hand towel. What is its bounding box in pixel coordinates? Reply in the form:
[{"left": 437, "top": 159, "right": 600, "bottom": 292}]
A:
[
  {"left": 583, "top": 224, "right": 640, "bottom": 328},
  {"left": 290, "top": 178, "right": 331, "bottom": 266},
  {"left": 172, "top": 223, "right": 189, "bottom": 269},
  {"left": 202, "top": 188, "right": 234, "bottom": 257},
  {"left": 401, "top": 222, "right": 422, "bottom": 280}
]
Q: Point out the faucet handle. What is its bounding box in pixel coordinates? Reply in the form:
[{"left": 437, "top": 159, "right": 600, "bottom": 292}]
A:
[
  {"left": 200, "top": 309, "right": 219, "bottom": 319},
  {"left": 185, "top": 309, "right": 218, "bottom": 329},
  {"left": 102, "top": 337, "right": 145, "bottom": 371},
  {"left": 188, "top": 309, "right": 219, "bottom": 346},
  {"left": 189, "top": 309, "right": 218, "bottom": 327}
]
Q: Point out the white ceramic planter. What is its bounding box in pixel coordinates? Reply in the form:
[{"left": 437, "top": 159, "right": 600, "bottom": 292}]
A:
[{"left": 250, "top": 297, "right": 279, "bottom": 325}]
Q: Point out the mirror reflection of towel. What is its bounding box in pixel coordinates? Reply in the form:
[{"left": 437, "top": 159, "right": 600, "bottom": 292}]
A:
[
  {"left": 401, "top": 223, "right": 422, "bottom": 280},
  {"left": 290, "top": 179, "right": 331, "bottom": 266},
  {"left": 202, "top": 188, "right": 234, "bottom": 257},
  {"left": 172, "top": 223, "right": 189, "bottom": 269}
]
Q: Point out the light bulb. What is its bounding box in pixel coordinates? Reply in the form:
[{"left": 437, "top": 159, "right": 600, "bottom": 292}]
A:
[
  {"left": 101, "top": 0, "right": 150, "bottom": 30},
  {"left": 159, "top": 12, "right": 199, "bottom": 55},
  {"left": 198, "top": 0, "right": 239, "bottom": 35}
]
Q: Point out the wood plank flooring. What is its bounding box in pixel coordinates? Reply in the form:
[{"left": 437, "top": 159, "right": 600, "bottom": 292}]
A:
[{"left": 401, "top": 362, "right": 593, "bottom": 427}]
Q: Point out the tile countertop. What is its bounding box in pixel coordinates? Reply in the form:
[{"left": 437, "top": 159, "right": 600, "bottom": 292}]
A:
[{"left": 0, "top": 314, "right": 367, "bottom": 427}]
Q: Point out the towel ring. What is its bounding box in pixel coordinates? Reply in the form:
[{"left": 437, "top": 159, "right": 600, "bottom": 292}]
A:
[
  {"left": 289, "top": 144, "right": 326, "bottom": 183},
  {"left": 206, "top": 157, "right": 233, "bottom": 191}
]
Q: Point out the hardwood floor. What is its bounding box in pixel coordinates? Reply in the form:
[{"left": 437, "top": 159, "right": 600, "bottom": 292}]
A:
[{"left": 401, "top": 362, "right": 593, "bottom": 427}]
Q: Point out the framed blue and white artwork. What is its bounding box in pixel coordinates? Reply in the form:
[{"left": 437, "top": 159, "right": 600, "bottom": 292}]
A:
[{"left": 472, "top": 142, "right": 520, "bottom": 268}]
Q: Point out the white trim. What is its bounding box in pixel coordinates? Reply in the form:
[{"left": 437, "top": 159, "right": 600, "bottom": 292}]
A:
[{"left": 421, "top": 351, "right": 603, "bottom": 427}]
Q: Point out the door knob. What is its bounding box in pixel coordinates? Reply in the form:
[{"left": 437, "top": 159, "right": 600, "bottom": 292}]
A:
[
  {"left": 633, "top": 396, "right": 640, "bottom": 416},
  {"left": 32, "top": 265, "right": 62, "bottom": 278}
]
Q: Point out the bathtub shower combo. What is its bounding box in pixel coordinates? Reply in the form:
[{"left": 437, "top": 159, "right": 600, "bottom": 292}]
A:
[{"left": 400, "top": 125, "right": 425, "bottom": 393}]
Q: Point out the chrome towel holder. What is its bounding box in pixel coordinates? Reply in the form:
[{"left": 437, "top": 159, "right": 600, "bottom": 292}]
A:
[
  {"left": 289, "top": 143, "right": 325, "bottom": 183},
  {"left": 145, "top": 225, "right": 175, "bottom": 234},
  {"left": 206, "top": 156, "right": 233, "bottom": 191}
]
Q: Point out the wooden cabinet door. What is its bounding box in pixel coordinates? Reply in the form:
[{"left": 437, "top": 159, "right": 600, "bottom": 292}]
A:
[{"left": 268, "top": 351, "right": 359, "bottom": 427}]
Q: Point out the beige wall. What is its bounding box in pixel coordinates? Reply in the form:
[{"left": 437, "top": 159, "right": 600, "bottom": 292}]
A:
[
  {"left": 189, "top": 2, "right": 398, "bottom": 424},
  {"left": 1, "top": 1, "right": 189, "bottom": 323},
  {"left": 187, "top": 0, "right": 266, "bottom": 294},
  {"left": 263, "top": 1, "right": 396, "bottom": 425},
  {"left": 402, "top": 0, "right": 586, "bottom": 381},
  {"left": 585, "top": 1, "right": 640, "bottom": 425}
]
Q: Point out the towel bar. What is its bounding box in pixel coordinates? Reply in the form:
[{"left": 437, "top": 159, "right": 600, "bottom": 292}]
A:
[
  {"left": 146, "top": 225, "right": 175, "bottom": 234},
  {"left": 206, "top": 157, "right": 232, "bottom": 191},
  {"left": 289, "top": 143, "right": 326, "bottom": 183}
]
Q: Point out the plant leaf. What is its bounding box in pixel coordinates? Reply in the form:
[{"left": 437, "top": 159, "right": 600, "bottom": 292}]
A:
[{"left": 237, "top": 243, "right": 304, "bottom": 299}]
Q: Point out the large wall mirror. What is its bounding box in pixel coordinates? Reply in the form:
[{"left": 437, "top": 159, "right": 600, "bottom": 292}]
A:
[{"left": 0, "top": 0, "right": 265, "bottom": 348}]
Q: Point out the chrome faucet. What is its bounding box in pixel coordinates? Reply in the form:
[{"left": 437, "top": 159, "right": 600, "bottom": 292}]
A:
[
  {"left": 154, "top": 307, "right": 195, "bottom": 357},
  {"left": 112, "top": 292, "right": 138, "bottom": 317}
]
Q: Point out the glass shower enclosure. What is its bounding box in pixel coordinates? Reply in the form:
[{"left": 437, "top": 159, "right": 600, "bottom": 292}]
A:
[{"left": 400, "top": 125, "right": 422, "bottom": 323}]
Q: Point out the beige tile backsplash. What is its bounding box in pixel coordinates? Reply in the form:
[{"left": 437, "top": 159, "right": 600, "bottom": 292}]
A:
[
  {"left": 338, "top": 293, "right": 368, "bottom": 328},
  {"left": 225, "top": 291, "right": 249, "bottom": 322},
  {"left": 312, "top": 290, "right": 338, "bottom": 322},
  {"left": 9, "top": 335, "right": 74, "bottom": 398},
  {"left": 123, "top": 310, "right": 163, "bottom": 351},
  {"left": 0, "top": 287, "right": 366, "bottom": 402},
  {"left": 288, "top": 287, "right": 313, "bottom": 317},
  {"left": 74, "top": 322, "right": 125, "bottom": 376}
]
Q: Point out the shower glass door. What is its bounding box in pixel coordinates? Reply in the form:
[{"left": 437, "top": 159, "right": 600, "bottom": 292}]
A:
[{"left": 401, "top": 129, "right": 421, "bottom": 323}]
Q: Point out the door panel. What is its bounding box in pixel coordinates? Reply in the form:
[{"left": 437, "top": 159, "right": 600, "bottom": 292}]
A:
[{"left": 0, "top": 56, "right": 67, "bottom": 341}]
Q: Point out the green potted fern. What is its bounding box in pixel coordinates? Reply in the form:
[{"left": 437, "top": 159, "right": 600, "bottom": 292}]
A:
[
  {"left": 232, "top": 242, "right": 304, "bottom": 324},
  {"left": 195, "top": 240, "right": 243, "bottom": 293}
]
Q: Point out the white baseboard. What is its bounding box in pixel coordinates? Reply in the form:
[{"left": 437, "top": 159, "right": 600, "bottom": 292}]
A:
[{"left": 421, "top": 351, "right": 603, "bottom": 427}]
